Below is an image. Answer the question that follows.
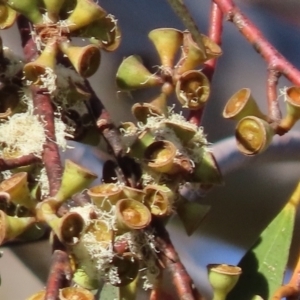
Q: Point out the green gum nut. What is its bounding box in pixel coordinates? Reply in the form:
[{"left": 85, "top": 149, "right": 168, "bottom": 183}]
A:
[
  {"left": 129, "top": 129, "right": 155, "bottom": 159},
  {"left": 23, "top": 39, "right": 58, "bottom": 84},
  {"left": 223, "top": 88, "right": 267, "bottom": 121},
  {"left": 0, "top": 210, "right": 36, "bottom": 245},
  {"left": 74, "top": 15, "right": 121, "bottom": 52},
  {"left": 175, "top": 70, "right": 210, "bottom": 110},
  {"left": 6, "top": 0, "right": 43, "bottom": 24},
  {"left": 37, "top": 199, "right": 84, "bottom": 245},
  {"left": 111, "top": 252, "right": 140, "bottom": 286},
  {"left": 144, "top": 140, "right": 177, "bottom": 174},
  {"left": 164, "top": 120, "right": 197, "bottom": 144},
  {"left": 144, "top": 185, "right": 173, "bottom": 217},
  {"left": 131, "top": 92, "right": 168, "bottom": 123},
  {"left": 148, "top": 28, "right": 183, "bottom": 71},
  {"left": 279, "top": 86, "right": 300, "bottom": 133},
  {"left": 175, "top": 32, "right": 222, "bottom": 75},
  {"left": 0, "top": 172, "right": 37, "bottom": 211},
  {"left": 122, "top": 186, "right": 145, "bottom": 202},
  {"left": 115, "top": 198, "right": 151, "bottom": 233},
  {"left": 17, "top": 222, "right": 46, "bottom": 242},
  {"left": 55, "top": 159, "right": 98, "bottom": 203},
  {"left": 118, "top": 275, "right": 139, "bottom": 300},
  {"left": 207, "top": 264, "right": 242, "bottom": 300},
  {"left": 73, "top": 268, "right": 100, "bottom": 290},
  {"left": 235, "top": 116, "right": 274, "bottom": 155},
  {"left": 0, "top": 4, "right": 17, "bottom": 29},
  {"left": 87, "top": 183, "right": 123, "bottom": 211},
  {"left": 64, "top": 0, "right": 107, "bottom": 32},
  {"left": 85, "top": 219, "right": 113, "bottom": 248},
  {"left": 59, "top": 287, "right": 94, "bottom": 300},
  {"left": 59, "top": 41, "right": 101, "bottom": 78},
  {"left": 116, "top": 55, "right": 164, "bottom": 91},
  {"left": 176, "top": 197, "right": 210, "bottom": 236},
  {"left": 192, "top": 150, "right": 223, "bottom": 185},
  {"left": 43, "top": 0, "right": 65, "bottom": 22}
]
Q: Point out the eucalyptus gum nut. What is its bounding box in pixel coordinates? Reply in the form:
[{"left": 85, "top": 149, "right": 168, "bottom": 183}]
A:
[
  {"left": 176, "top": 200, "right": 210, "bottom": 236},
  {"left": 73, "top": 268, "right": 100, "bottom": 290},
  {"left": 87, "top": 183, "right": 123, "bottom": 210},
  {"left": 48, "top": 211, "right": 84, "bottom": 245},
  {"left": 17, "top": 222, "right": 46, "bottom": 242},
  {"left": 0, "top": 4, "right": 16, "bottom": 29},
  {"left": 116, "top": 55, "right": 164, "bottom": 91},
  {"left": 148, "top": 28, "right": 183, "bottom": 68},
  {"left": 144, "top": 140, "right": 177, "bottom": 174},
  {"left": 0, "top": 172, "right": 36, "bottom": 210},
  {"left": 86, "top": 220, "right": 113, "bottom": 246},
  {"left": 43, "top": 0, "right": 65, "bottom": 21},
  {"left": 192, "top": 151, "right": 223, "bottom": 185},
  {"left": 64, "top": 0, "right": 107, "bottom": 32},
  {"left": 176, "top": 32, "right": 221, "bottom": 75},
  {"left": 164, "top": 121, "right": 197, "bottom": 144},
  {"left": 23, "top": 40, "right": 58, "bottom": 84},
  {"left": 131, "top": 93, "right": 168, "bottom": 123},
  {"left": 207, "top": 264, "right": 242, "bottom": 300},
  {"left": 129, "top": 130, "right": 155, "bottom": 159},
  {"left": 122, "top": 186, "right": 146, "bottom": 202},
  {"left": 0, "top": 210, "right": 36, "bottom": 245},
  {"left": 279, "top": 86, "right": 300, "bottom": 132},
  {"left": 235, "top": 116, "right": 274, "bottom": 155},
  {"left": 115, "top": 198, "right": 151, "bottom": 232},
  {"left": 59, "top": 42, "right": 101, "bottom": 78},
  {"left": 26, "top": 291, "right": 45, "bottom": 300},
  {"left": 144, "top": 185, "right": 172, "bottom": 216},
  {"left": 59, "top": 286, "right": 94, "bottom": 300},
  {"left": 201, "top": 34, "right": 222, "bottom": 60},
  {"left": 74, "top": 16, "right": 121, "bottom": 52},
  {"left": 55, "top": 159, "right": 98, "bottom": 203},
  {"left": 175, "top": 70, "right": 210, "bottom": 110},
  {"left": 111, "top": 253, "right": 140, "bottom": 286},
  {"left": 6, "top": 0, "right": 43, "bottom": 24},
  {"left": 223, "top": 88, "right": 267, "bottom": 121}
]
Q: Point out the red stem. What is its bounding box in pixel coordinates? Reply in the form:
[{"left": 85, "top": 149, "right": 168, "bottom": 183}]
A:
[
  {"left": 188, "top": 2, "right": 223, "bottom": 125},
  {"left": 213, "top": 0, "right": 300, "bottom": 118},
  {"left": 31, "top": 86, "right": 62, "bottom": 196},
  {"left": 45, "top": 250, "right": 72, "bottom": 300},
  {"left": 267, "top": 69, "right": 281, "bottom": 122},
  {"left": 0, "top": 154, "right": 41, "bottom": 171},
  {"left": 154, "top": 221, "right": 204, "bottom": 300}
]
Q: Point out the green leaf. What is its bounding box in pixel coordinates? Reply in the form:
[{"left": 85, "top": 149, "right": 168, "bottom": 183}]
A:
[{"left": 227, "top": 186, "right": 300, "bottom": 300}]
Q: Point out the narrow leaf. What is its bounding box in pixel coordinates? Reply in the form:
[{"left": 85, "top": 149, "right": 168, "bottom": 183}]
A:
[{"left": 228, "top": 183, "right": 300, "bottom": 300}]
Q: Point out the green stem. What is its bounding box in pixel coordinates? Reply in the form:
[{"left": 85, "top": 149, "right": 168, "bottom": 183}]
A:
[{"left": 166, "top": 0, "right": 207, "bottom": 58}]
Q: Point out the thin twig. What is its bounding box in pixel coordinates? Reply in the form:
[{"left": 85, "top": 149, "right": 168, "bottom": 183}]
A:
[
  {"left": 44, "top": 250, "right": 73, "bottom": 300},
  {"left": 213, "top": 0, "right": 300, "bottom": 121},
  {"left": 154, "top": 220, "right": 204, "bottom": 300},
  {"left": 188, "top": 2, "right": 223, "bottom": 125},
  {"left": 0, "top": 154, "right": 41, "bottom": 171}
]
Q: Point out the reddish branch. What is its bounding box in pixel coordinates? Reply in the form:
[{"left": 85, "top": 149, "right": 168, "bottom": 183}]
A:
[
  {"left": 31, "top": 86, "right": 62, "bottom": 196},
  {"left": 213, "top": 0, "right": 300, "bottom": 119},
  {"left": 154, "top": 220, "right": 204, "bottom": 300},
  {"left": 45, "top": 250, "right": 72, "bottom": 300},
  {"left": 17, "top": 17, "right": 63, "bottom": 196},
  {"left": 0, "top": 154, "right": 41, "bottom": 171},
  {"left": 188, "top": 2, "right": 223, "bottom": 125}
]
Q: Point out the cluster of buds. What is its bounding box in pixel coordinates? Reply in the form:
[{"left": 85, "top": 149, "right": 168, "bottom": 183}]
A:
[
  {"left": 116, "top": 27, "right": 221, "bottom": 110},
  {"left": 223, "top": 86, "right": 300, "bottom": 155}
]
